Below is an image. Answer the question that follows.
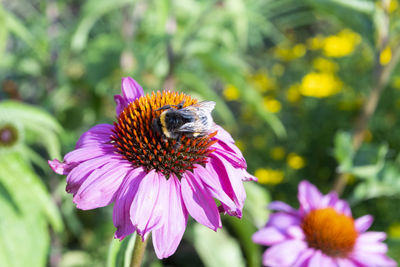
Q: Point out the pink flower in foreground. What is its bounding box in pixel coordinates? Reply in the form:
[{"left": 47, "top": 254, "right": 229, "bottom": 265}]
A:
[
  {"left": 49, "top": 77, "right": 254, "bottom": 259},
  {"left": 253, "top": 181, "right": 397, "bottom": 267}
]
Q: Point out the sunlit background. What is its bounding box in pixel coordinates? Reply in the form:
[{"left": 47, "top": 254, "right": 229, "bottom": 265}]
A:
[{"left": 1, "top": 0, "right": 400, "bottom": 266}]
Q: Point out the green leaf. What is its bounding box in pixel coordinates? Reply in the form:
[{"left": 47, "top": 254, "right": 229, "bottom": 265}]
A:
[
  {"left": 243, "top": 182, "right": 270, "bottom": 228},
  {"left": 0, "top": 153, "right": 63, "bottom": 267},
  {"left": 107, "top": 234, "right": 137, "bottom": 267},
  {"left": 333, "top": 131, "right": 354, "bottom": 172},
  {"left": 71, "top": 0, "right": 133, "bottom": 52},
  {"left": 193, "top": 224, "right": 245, "bottom": 267}
]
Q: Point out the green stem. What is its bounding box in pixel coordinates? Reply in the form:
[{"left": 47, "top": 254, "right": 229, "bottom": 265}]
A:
[{"left": 130, "top": 234, "right": 149, "bottom": 267}]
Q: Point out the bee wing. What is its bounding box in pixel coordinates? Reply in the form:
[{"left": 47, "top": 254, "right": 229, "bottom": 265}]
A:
[
  {"left": 192, "top": 101, "right": 216, "bottom": 113},
  {"left": 178, "top": 121, "right": 208, "bottom": 133}
]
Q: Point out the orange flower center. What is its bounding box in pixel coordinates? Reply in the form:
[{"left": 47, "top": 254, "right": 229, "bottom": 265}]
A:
[
  {"left": 111, "top": 91, "right": 216, "bottom": 178},
  {"left": 301, "top": 208, "right": 358, "bottom": 258}
]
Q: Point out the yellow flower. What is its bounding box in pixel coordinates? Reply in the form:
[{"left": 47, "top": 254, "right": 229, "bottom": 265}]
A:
[
  {"left": 389, "top": 0, "right": 398, "bottom": 13},
  {"left": 274, "top": 43, "right": 306, "bottom": 61},
  {"left": 307, "top": 35, "right": 325, "bottom": 50},
  {"left": 286, "top": 84, "right": 301, "bottom": 103},
  {"left": 388, "top": 223, "right": 400, "bottom": 238},
  {"left": 255, "top": 168, "right": 284, "bottom": 185},
  {"left": 300, "top": 72, "right": 342, "bottom": 98},
  {"left": 312, "top": 57, "right": 339, "bottom": 73},
  {"left": 380, "top": 46, "right": 392, "bottom": 65},
  {"left": 223, "top": 84, "right": 240, "bottom": 101},
  {"left": 287, "top": 153, "right": 306, "bottom": 169},
  {"left": 263, "top": 97, "right": 281, "bottom": 113},
  {"left": 323, "top": 29, "right": 361, "bottom": 58},
  {"left": 250, "top": 72, "right": 276, "bottom": 92},
  {"left": 270, "top": 146, "right": 285, "bottom": 160}
]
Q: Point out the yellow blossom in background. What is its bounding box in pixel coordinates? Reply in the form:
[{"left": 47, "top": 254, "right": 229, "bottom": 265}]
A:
[
  {"left": 380, "top": 46, "right": 392, "bottom": 65},
  {"left": 255, "top": 168, "right": 284, "bottom": 185},
  {"left": 323, "top": 29, "right": 361, "bottom": 58},
  {"left": 300, "top": 72, "right": 342, "bottom": 98},
  {"left": 388, "top": 223, "right": 400, "bottom": 238},
  {"left": 392, "top": 76, "right": 400, "bottom": 89},
  {"left": 223, "top": 84, "right": 240, "bottom": 101},
  {"left": 307, "top": 35, "right": 325, "bottom": 50},
  {"left": 287, "top": 153, "right": 306, "bottom": 169},
  {"left": 272, "top": 63, "right": 285, "bottom": 77},
  {"left": 286, "top": 84, "right": 302, "bottom": 103},
  {"left": 270, "top": 146, "right": 285, "bottom": 160},
  {"left": 274, "top": 43, "right": 306, "bottom": 61},
  {"left": 312, "top": 57, "right": 339, "bottom": 73},
  {"left": 250, "top": 71, "right": 276, "bottom": 92},
  {"left": 263, "top": 97, "right": 281, "bottom": 113},
  {"left": 389, "top": 0, "right": 398, "bottom": 13}
]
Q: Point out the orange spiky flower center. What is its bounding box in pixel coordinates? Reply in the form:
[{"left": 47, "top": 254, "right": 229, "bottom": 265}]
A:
[
  {"left": 0, "top": 124, "right": 18, "bottom": 147},
  {"left": 301, "top": 208, "right": 358, "bottom": 258},
  {"left": 111, "top": 91, "right": 217, "bottom": 178}
]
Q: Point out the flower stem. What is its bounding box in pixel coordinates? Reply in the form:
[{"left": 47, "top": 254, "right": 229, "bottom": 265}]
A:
[{"left": 130, "top": 234, "right": 149, "bottom": 267}]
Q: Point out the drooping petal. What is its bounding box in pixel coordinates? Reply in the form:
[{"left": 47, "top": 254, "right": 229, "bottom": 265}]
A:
[
  {"left": 262, "top": 240, "right": 307, "bottom": 267},
  {"left": 73, "top": 160, "right": 131, "bottom": 210},
  {"left": 207, "top": 154, "right": 246, "bottom": 215},
  {"left": 152, "top": 175, "right": 188, "bottom": 259},
  {"left": 252, "top": 226, "right": 287, "bottom": 246},
  {"left": 193, "top": 164, "right": 238, "bottom": 216},
  {"left": 66, "top": 154, "right": 117, "bottom": 195},
  {"left": 48, "top": 159, "right": 77, "bottom": 175},
  {"left": 130, "top": 170, "right": 168, "bottom": 237},
  {"left": 298, "top": 180, "right": 323, "bottom": 213},
  {"left": 240, "top": 169, "right": 257, "bottom": 181},
  {"left": 354, "top": 215, "right": 373, "bottom": 233},
  {"left": 181, "top": 171, "right": 221, "bottom": 231},
  {"left": 113, "top": 167, "right": 147, "bottom": 240},
  {"left": 75, "top": 124, "right": 114, "bottom": 148}
]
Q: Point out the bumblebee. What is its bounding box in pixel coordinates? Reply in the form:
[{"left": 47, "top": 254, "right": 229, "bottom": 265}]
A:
[{"left": 152, "top": 100, "right": 216, "bottom": 140}]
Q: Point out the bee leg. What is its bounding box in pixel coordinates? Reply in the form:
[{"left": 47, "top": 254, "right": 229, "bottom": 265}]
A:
[
  {"left": 174, "top": 135, "right": 183, "bottom": 149},
  {"left": 156, "top": 104, "right": 173, "bottom": 111},
  {"left": 175, "top": 100, "right": 185, "bottom": 109}
]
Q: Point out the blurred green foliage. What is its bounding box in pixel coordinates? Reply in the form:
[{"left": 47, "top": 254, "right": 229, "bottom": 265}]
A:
[{"left": 1, "top": 0, "right": 400, "bottom": 266}]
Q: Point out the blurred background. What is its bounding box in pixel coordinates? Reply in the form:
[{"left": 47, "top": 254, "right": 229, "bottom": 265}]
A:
[{"left": 1, "top": 0, "right": 400, "bottom": 266}]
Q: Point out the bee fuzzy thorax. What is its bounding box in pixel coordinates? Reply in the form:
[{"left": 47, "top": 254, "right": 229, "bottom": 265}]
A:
[{"left": 111, "top": 91, "right": 217, "bottom": 178}]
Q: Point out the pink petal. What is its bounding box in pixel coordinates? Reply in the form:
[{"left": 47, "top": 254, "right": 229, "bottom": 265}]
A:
[
  {"left": 355, "top": 215, "right": 373, "bottom": 233},
  {"left": 48, "top": 159, "right": 77, "bottom": 175},
  {"left": 240, "top": 169, "right": 257, "bottom": 181},
  {"left": 267, "top": 212, "right": 301, "bottom": 231},
  {"left": 75, "top": 124, "right": 114, "bottom": 148},
  {"left": 208, "top": 154, "right": 246, "bottom": 214},
  {"left": 66, "top": 154, "right": 116, "bottom": 195},
  {"left": 181, "top": 171, "right": 221, "bottom": 231},
  {"left": 262, "top": 240, "right": 307, "bottom": 267},
  {"left": 292, "top": 249, "right": 315, "bottom": 267},
  {"left": 351, "top": 251, "right": 397, "bottom": 267},
  {"left": 357, "top": 231, "right": 387, "bottom": 243},
  {"left": 287, "top": 225, "right": 305, "bottom": 239},
  {"left": 354, "top": 240, "right": 388, "bottom": 254},
  {"left": 115, "top": 77, "right": 144, "bottom": 115},
  {"left": 152, "top": 175, "right": 188, "bottom": 259},
  {"left": 63, "top": 144, "right": 115, "bottom": 164},
  {"left": 212, "top": 124, "right": 235, "bottom": 144},
  {"left": 308, "top": 250, "right": 336, "bottom": 267},
  {"left": 73, "top": 160, "right": 131, "bottom": 210},
  {"left": 113, "top": 167, "right": 146, "bottom": 240},
  {"left": 193, "top": 165, "right": 238, "bottom": 216},
  {"left": 320, "top": 192, "right": 339, "bottom": 208},
  {"left": 298, "top": 180, "right": 323, "bottom": 212},
  {"left": 252, "top": 226, "right": 287, "bottom": 246},
  {"left": 269, "top": 201, "right": 299, "bottom": 216},
  {"left": 335, "top": 258, "right": 358, "bottom": 267},
  {"left": 333, "top": 199, "right": 352, "bottom": 216},
  {"left": 210, "top": 141, "right": 246, "bottom": 169},
  {"left": 130, "top": 170, "right": 168, "bottom": 238},
  {"left": 121, "top": 77, "right": 144, "bottom": 100}
]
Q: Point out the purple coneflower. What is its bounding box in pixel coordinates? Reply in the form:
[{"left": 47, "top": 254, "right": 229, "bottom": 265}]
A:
[
  {"left": 252, "top": 180, "right": 397, "bottom": 267},
  {"left": 49, "top": 77, "right": 254, "bottom": 259}
]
